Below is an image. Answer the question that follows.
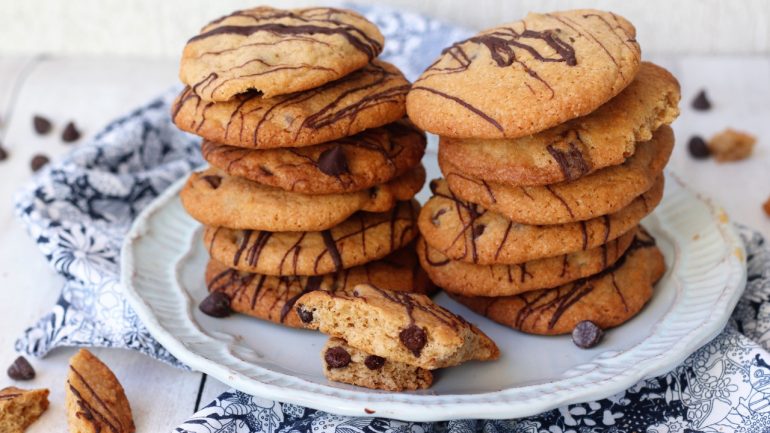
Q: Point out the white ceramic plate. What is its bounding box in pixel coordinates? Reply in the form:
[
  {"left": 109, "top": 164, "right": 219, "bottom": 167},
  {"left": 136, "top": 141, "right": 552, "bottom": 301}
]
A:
[{"left": 121, "top": 151, "right": 746, "bottom": 421}]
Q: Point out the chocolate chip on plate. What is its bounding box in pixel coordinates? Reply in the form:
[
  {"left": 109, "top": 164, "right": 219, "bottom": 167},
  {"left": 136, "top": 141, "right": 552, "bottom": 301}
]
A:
[
  {"left": 32, "top": 115, "right": 52, "bottom": 135},
  {"left": 62, "top": 121, "right": 82, "bottom": 143},
  {"left": 399, "top": 325, "right": 427, "bottom": 356},
  {"left": 325, "top": 346, "right": 351, "bottom": 369},
  {"left": 692, "top": 89, "right": 712, "bottom": 111},
  {"left": 30, "top": 154, "right": 50, "bottom": 172},
  {"left": 572, "top": 320, "right": 604, "bottom": 349},
  {"left": 364, "top": 355, "right": 385, "bottom": 370},
  {"left": 317, "top": 145, "right": 349, "bottom": 176},
  {"left": 7, "top": 356, "right": 35, "bottom": 380},
  {"left": 688, "top": 135, "right": 711, "bottom": 159},
  {"left": 0, "top": 144, "right": 8, "bottom": 161},
  {"left": 199, "top": 292, "right": 231, "bottom": 318}
]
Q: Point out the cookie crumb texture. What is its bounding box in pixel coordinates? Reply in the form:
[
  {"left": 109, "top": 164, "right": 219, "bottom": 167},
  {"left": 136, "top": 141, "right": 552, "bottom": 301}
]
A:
[
  {"left": 322, "top": 338, "right": 433, "bottom": 391},
  {"left": 708, "top": 128, "right": 756, "bottom": 162},
  {"left": 66, "top": 349, "right": 135, "bottom": 433},
  {"left": 296, "top": 284, "right": 499, "bottom": 370},
  {"left": 0, "top": 386, "right": 49, "bottom": 433},
  {"left": 180, "top": 7, "right": 384, "bottom": 101}
]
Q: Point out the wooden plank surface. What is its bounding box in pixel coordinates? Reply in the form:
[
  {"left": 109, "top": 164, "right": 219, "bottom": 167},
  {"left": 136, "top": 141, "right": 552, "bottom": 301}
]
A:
[{"left": 0, "top": 55, "right": 767, "bottom": 431}]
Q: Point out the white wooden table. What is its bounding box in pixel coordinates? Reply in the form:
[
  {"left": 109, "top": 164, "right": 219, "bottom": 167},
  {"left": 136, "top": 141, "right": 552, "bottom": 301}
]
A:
[{"left": 0, "top": 55, "right": 768, "bottom": 432}]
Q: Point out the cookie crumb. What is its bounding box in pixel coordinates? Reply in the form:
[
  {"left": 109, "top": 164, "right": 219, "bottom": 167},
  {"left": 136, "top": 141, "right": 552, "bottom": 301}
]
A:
[
  {"left": 0, "top": 386, "right": 49, "bottom": 433},
  {"left": 708, "top": 128, "right": 756, "bottom": 162}
]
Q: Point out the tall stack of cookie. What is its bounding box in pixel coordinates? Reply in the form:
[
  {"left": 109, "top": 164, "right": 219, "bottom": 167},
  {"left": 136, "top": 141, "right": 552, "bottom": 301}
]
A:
[
  {"left": 407, "top": 10, "right": 681, "bottom": 340},
  {"left": 171, "top": 7, "right": 430, "bottom": 328}
]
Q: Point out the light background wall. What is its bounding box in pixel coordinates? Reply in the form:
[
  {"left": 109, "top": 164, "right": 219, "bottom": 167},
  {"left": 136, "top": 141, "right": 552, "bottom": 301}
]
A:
[{"left": 0, "top": 0, "right": 768, "bottom": 57}]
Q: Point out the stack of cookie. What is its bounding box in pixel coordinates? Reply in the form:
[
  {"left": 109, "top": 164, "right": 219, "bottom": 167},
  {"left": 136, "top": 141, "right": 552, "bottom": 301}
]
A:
[
  {"left": 172, "top": 7, "right": 430, "bottom": 328},
  {"left": 407, "top": 10, "right": 681, "bottom": 338}
]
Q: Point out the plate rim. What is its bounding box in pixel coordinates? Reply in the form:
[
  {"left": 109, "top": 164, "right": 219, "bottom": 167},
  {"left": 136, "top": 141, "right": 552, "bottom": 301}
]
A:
[{"left": 121, "top": 172, "right": 747, "bottom": 421}]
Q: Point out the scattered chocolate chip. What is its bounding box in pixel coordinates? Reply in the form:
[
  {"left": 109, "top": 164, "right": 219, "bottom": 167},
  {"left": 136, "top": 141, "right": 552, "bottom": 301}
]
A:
[
  {"left": 692, "top": 89, "right": 712, "bottom": 111},
  {"left": 572, "top": 320, "right": 604, "bottom": 349},
  {"left": 688, "top": 136, "right": 711, "bottom": 159},
  {"left": 0, "top": 144, "right": 8, "bottom": 161},
  {"left": 199, "top": 292, "right": 231, "bottom": 318},
  {"left": 364, "top": 408, "right": 376, "bottom": 414},
  {"left": 61, "top": 121, "right": 81, "bottom": 143},
  {"left": 7, "top": 356, "right": 35, "bottom": 380},
  {"left": 32, "top": 115, "right": 52, "bottom": 135},
  {"left": 30, "top": 154, "right": 50, "bottom": 172},
  {"left": 296, "top": 306, "right": 314, "bottom": 324},
  {"left": 399, "top": 325, "right": 427, "bottom": 357},
  {"left": 429, "top": 179, "right": 439, "bottom": 194},
  {"left": 324, "top": 347, "right": 351, "bottom": 368},
  {"left": 364, "top": 355, "right": 385, "bottom": 370},
  {"left": 473, "top": 224, "right": 486, "bottom": 238},
  {"left": 317, "top": 145, "right": 349, "bottom": 176},
  {"left": 202, "top": 175, "right": 222, "bottom": 189}
]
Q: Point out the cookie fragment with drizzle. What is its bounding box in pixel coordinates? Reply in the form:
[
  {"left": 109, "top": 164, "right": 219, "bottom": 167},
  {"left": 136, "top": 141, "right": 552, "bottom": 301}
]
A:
[
  {"left": 0, "top": 386, "right": 49, "bottom": 433},
  {"left": 295, "top": 284, "right": 499, "bottom": 370},
  {"left": 66, "top": 349, "right": 135, "bottom": 433},
  {"left": 205, "top": 243, "right": 436, "bottom": 328},
  {"left": 407, "top": 9, "right": 641, "bottom": 139},
  {"left": 180, "top": 6, "right": 384, "bottom": 102},
  {"left": 450, "top": 230, "right": 665, "bottom": 335},
  {"left": 173, "top": 60, "right": 410, "bottom": 150},
  {"left": 322, "top": 337, "right": 433, "bottom": 391}
]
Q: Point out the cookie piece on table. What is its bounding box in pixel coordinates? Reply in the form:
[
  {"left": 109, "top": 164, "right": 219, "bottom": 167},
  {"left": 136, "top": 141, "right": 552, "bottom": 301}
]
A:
[
  {"left": 0, "top": 387, "right": 49, "bottom": 433},
  {"left": 205, "top": 244, "right": 436, "bottom": 328},
  {"left": 437, "top": 62, "right": 680, "bottom": 186},
  {"left": 407, "top": 9, "right": 641, "bottom": 138},
  {"left": 180, "top": 7, "right": 383, "bottom": 102},
  {"left": 66, "top": 349, "right": 135, "bottom": 433},
  {"left": 442, "top": 125, "right": 674, "bottom": 224},
  {"left": 322, "top": 338, "right": 433, "bottom": 391},
  {"left": 202, "top": 120, "right": 426, "bottom": 194},
  {"left": 295, "top": 284, "right": 500, "bottom": 370},
  {"left": 204, "top": 200, "right": 420, "bottom": 275},
  {"left": 417, "top": 227, "right": 636, "bottom": 297},
  {"left": 450, "top": 230, "right": 665, "bottom": 335},
  {"left": 173, "top": 60, "right": 410, "bottom": 149},
  {"left": 181, "top": 164, "right": 425, "bottom": 231},
  {"left": 419, "top": 178, "right": 663, "bottom": 265},
  {"left": 708, "top": 128, "right": 756, "bottom": 162}
]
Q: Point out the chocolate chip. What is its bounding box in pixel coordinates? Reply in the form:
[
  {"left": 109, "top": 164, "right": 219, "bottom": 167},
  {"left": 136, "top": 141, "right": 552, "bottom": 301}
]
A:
[
  {"left": 324, "top": 347, "right": 351, "bottom": 369},
  {"left": 364, "top": 355, "right": 385, "bottom": 370},
  {"left": 431, "top": 208, "right": 447, "bottom": 226},
  {"left": 296, "top": 306, "right": 314, "bottom": 324},
  {"left": 7, "top": 356, "right": 35, "bottom": 380},
  {"left": 572, "top": 320, "right": 604, "bottom": 349},
  {"left": 30, "top": 154, "right": 49, "bottom": 172},
  {"left": 317, "top": 145, "right": 349, "bottom": 176},
  {"left": 202, "top": 175, "right": 222, "bottom": 189},
  {"left": 61, "top": 121, "right": 81, "bottom": 143},
  {"left": 199, "top": 292, "right": 231, "bottom": 318},
  {"left": 32, "top": 115, "right": 52, "bottom": 135},
  {"left": 399, "top": 325, "right": 427, "bottom": 356},
  {"left": 692, "top": 89, "right": 712, "bottom": 111},
  {"left": 688, "top": 136, "right": 711, "bottom": 159},
  {"left": 429, "top": 179, "right": 439, "bottom": 194},
  {"left": 0, "top": 145, "right": 8, "bottom": 161},
  {"left": 473, "top": 224, "right": 486, "bottom": 238}
]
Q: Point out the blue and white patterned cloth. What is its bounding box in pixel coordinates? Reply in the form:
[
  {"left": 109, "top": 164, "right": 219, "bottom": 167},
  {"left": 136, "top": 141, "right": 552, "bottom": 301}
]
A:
[{"left": 12, "top": 5, "right": 770, "bottom": 433}]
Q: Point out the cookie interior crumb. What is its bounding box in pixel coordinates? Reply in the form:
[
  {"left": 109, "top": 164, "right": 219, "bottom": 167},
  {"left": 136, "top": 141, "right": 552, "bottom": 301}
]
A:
[{"left": 708, "top": 128, "right": 756, "bottom": 162}]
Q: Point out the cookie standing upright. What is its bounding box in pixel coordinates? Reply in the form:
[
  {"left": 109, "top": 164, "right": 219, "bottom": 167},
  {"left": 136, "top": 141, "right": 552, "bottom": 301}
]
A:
[{"left": 407, "top": 9, "right": 641, "bottom": 138}]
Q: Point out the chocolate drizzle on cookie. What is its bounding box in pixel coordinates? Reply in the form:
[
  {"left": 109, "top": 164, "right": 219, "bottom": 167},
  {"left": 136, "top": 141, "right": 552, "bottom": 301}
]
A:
[{"left": 68, "top": 366, "right": 129, "bottom": 433}]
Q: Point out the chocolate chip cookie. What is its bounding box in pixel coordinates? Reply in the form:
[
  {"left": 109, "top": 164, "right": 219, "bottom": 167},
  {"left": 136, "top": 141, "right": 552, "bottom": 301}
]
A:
[{"left": 0, "top": 387, "right": 49, "bottom": 433}]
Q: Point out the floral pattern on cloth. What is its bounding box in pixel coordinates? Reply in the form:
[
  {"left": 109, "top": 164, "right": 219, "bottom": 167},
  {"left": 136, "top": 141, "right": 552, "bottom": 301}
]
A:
[{"left": 11, "top": 4, "right": 770, "bottom": 432}]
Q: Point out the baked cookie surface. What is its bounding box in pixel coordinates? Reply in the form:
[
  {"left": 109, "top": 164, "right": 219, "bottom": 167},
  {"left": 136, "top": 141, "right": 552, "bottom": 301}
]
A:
[
  {"left": 418, "top": 178, "right": 662, "bottom": 265},
  {"left": 296, "top": 284, "right": 499, "bottom": 369},
  {"left": 173, "top": 60, "right": 410, "bottom": 149},
  {"left": 0, "top": 387, "right": 49, "bottom": 433},
  {"left": 322, "top": 337, "right": 433, "bottom": 391},
  {"left": 206, "top": 244, "right": 436, "bottom": 328},
  {"left": 202, "top": 119, "right": 426, "bottom": 194},
  {"left": 443, "top": 126, "right": 674, "bottom": 224},
  {"left": 66, "top": 349, "right": 135, "bottom": 433},
  {"left": 204, "top": 200, "right": 419, "bottom": 275},
  {"left": 438, "top": 62, "right": 680, "bottom": 185},
  {"left": 417, "top": 227, "right": 636, "bottom": 297},
  {"left": 451, "top": 230, "right": 665, "bottom": 335},
  {"left": 181, "top": 164, "right": 424, "bottom": 231},
  {"left": 407, "top": 9, "right": 641, "bottom": 138},
  {"left": 180, "top": 7, "right": 384, "bottom": 102}
]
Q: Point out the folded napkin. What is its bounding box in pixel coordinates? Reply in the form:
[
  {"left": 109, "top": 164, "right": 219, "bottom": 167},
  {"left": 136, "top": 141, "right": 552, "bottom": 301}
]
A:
[{"left": 13, "top": 5, "right": 770, "bottom": 432}]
